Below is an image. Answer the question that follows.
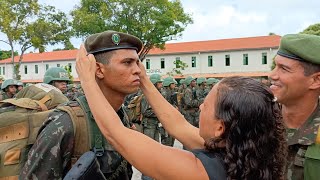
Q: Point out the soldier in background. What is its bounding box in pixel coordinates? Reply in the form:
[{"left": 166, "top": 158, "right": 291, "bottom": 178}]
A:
[
  {"left": 140, "top": 74, "right": 162, "bottom": 180},
  {"left": 195, "top": 77, "right": 207, "bottom": 104},
  {"left": 181, "top": 76, "right": 200, "bottom": 128},
  {"left": 178, "top": 78, "right": 186, "bottom": 94},
  {"left": 160, "top": 76, "right": 177, "bottom": 147},
  {"left": 0, "top": 79, "right": 18, "bottom": 100},
  {"left": 17, "top": 81, "right": 24, "bottom": 92},
  {"left": 269, "top": 34, "right": 320, "bottom": 179},
  {"left": 205, "top": 78, "right": 219, "bottom": 96},
  {"left": 43, "top": 67, "right": 71, "bottom": 94}
]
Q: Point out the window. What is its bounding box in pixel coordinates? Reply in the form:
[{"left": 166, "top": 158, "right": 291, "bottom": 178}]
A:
[
  {"left": 208, "top": 56, "right": 213, "bottom": 67},
  {"left": 46, "top": 64, "right": 49, "bottom": 70},
  {"left": 160, "top": 58, "right": 165, "bottom": 69},
  {"left": 146, "top": 59, "right": 150, "bottom": 69},
  {"left": 262, "top": 53, "right": 267, "bottom": 64},
  {"left": 68, "top": 63, "right": 72, "bottom": 72},
  {"left": 24, "top": 65, "right": 28, "bottom": 74},
  {"left": 0, "top": 67, "right": 2, "bottom": 75},
  {"left": 225, "top": 55, "right": 230, "bottom": 66},
  {"left": 35, "top": 65, "right": 39, "bottom": 74},
  {"left": 175, "top": 57, "right": 181, "bottom": 68},
  {"left": 3, "top": 67, "right": 5, "bottom": 75},
  {"left": 191, "top": 56, "right": 196, "bottom": 67},
  {"left": 57, "top": 64, "right": 60, "bottom": 67},
  {"left": 243, "top": 54, "right": 248, "bottom": 65}
]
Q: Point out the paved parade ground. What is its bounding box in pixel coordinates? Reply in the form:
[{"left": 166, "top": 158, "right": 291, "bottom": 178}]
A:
[{"left": 132, "top": 140, "right": 183, "bottom": 180}]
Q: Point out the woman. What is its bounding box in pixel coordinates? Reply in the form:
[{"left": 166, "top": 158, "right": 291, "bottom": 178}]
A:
[{"left": 76, "top": 45, "right": 286, "bottom": 180}]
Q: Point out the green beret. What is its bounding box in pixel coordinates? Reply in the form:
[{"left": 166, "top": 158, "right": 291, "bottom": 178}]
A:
[
  {"left": 85, "top": 30, "right": 143, "bottom": 54},
  {"left": 277, "top": 34, "right": 320, "bottom": 64}
]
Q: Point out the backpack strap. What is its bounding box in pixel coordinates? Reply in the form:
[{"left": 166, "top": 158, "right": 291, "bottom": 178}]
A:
[{"left": 76, "top": 96, "right": 105, "bottom": 157}]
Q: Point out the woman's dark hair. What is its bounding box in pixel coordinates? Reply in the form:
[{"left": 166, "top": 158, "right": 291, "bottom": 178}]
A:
[{"left": 205, "top": 76, "right": 286, "bottom": 180}]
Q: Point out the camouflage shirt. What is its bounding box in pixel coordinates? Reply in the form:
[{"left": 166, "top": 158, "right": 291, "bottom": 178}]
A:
[
  {"left": 20, "top": 102, "right": 133, "bottom": 180},
  {"left": 161, "top": 88, "right": 177, "bottom": 106},
  {"left": 195, "top": 86, "right": 206, "bottom": 104},
  {"left": 286, "top": 103, "right": 320, "bottom": 180},
  {"left": 182, "top": 87, "right": 200, "bottom": 109}
]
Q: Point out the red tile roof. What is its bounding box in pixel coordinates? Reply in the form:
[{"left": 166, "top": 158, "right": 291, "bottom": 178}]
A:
[
  {"left": 0, "top": 35, "right": 281, "bottom": 64},
  {"left": 148, "top": 35, "right": 281, "bottom": 55}
]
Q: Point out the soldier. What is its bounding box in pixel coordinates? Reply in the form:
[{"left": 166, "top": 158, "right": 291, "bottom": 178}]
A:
[
  {"left": 0, "top": 79, "right": 18, "bottom": 100},
  {"left": 195, "top": 77, "right": 207, "bottom": 104},
  {"left": 205, "top": 78, "right": 219, "bottom": 96},
  {"left": 17, "top": 81, "right": 24, "bottom": 92},
  {"left": 43, "top": 67, "right": 71, "bottom": 94},
  {"left": 178, "top": 78, "right": 186, "bottom": 94},
  {"left": 66, "top": 84, "right": 78, "bottom": 100},
  {"left": 21, "top": 30, "right": 143, "bottom": 179},
  {"left": 160, "top": 76, "right": 177, "bottom": 147},
  {"left": 140, "top": 74, "right": 162, "bottom": 180},
  {"left": 269, "top": 34, "right": 320, "bottom": 180},
  {"left": 181, "top": 76, "right": 200, "bottom": 128}
]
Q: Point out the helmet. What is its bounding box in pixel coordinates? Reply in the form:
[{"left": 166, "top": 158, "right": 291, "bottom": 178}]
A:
[
  {"left": 17, "top": 81, "right": 24, "bottom": 86},
  {"left": 184, "top": 76, "right": 195, "bottom": 86},
  {"left": 43, "top": 67, "right": 71, "bottom": 84},
  {"left": 163, "top": 77, "right": 176, "bottom": 87},
  {"left": 1, "top": 79, "right": 18, "bottom": 90},
  {"left": 196, "top": 77, "right": 207, "bottom": 85},
  {"left": 179, "top": 79, "right": 185, "bottom": 85},
  {"left": 149, "top": 74, "right": 163, "bottom": 84},
  {"left": 207, "top": 78, "right": 219, "bottom": 85}
]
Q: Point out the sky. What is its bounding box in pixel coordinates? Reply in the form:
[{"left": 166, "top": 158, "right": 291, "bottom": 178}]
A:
[{"left": 1, "top": 0, "right": 320, "bottom": 52}]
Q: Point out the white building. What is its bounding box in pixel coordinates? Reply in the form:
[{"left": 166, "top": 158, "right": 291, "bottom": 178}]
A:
[{"left": 0, "top": 35, "right": 280, "bottom": 83}]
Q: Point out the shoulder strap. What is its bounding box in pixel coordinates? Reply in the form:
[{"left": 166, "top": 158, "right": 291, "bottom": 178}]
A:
[
  {"left": 56, "top": 104, "right": 90, "bottom": 160},
  {"left": 76, "top": 96, "right": 105, "bottom": 157}
]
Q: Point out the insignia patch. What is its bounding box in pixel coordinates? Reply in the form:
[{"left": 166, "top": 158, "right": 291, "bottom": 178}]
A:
[
  {"left": 59, "top": 72, "right": 68, "bottom": 78},
  {"left": 112, "top": 33, "right": 120, "bottom": 45}
]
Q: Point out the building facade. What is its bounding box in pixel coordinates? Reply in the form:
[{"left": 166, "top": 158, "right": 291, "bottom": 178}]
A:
[{"left": 0, "top": 35, "right": 280, "bottom": 83}]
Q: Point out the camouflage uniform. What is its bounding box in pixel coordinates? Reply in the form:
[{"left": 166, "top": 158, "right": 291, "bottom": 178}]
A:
[
  {"left": 160, "top": 87, "right": 176, "bottom": 147},
  {"left": 20, "top": 98, "right": 133, "bottom": 180},
  {"left": 140, "top": 96, "right": 160, "bottom": 142},
  {"left": 182, "top": 86, "right": 200, "bottom": 127},
  {"left": 0, "top": 92, "right": 10, "bottom": 101},
  {"left": 286, "top": 104, "right": 320, "bottom": 180}
]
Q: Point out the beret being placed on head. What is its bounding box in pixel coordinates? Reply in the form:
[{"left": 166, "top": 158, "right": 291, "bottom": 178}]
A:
[
  {"left": 84, "top": 30, "right": 143, "bottom": 54},
  {"left": 277, "top": 34, "right": 320, "bottom": 64}
]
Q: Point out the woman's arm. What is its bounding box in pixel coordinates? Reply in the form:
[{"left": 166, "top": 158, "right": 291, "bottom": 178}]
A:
[
  {"left": 138, "top": 62, "right": 205, "bottom": 149},
  {"left": 76, "top": 45, "right": 208, "bottom": 180}
]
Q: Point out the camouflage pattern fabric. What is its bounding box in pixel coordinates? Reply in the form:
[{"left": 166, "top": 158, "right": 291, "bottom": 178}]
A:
[
  {"left": 160, "top": 88, "right": 176, "bottom": 147},
  {"left": 140, "top": 95, "right": 160, "bottom": 180},
  {"left": 0, "top": 92, "right": 10, "bottom": 101},
  {"left": 182, "top": 87, "right": 200, "bottom": 127},
  {"left": 286, "top": 104, "right": 320, "bottom": 180},
  {"left": 20, "top": 105, "right": 133, "bottom": 180}
]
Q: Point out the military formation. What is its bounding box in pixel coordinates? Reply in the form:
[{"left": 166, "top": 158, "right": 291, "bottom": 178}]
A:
[{"left": 0, "top": 31, "right": 320, "bottom": 180}]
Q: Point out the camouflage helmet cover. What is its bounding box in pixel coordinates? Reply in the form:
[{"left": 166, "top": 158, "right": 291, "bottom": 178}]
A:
[
  {"left": 207, "top": 78, "right": 219, "bottom": 85},
  {"left": 184, "top": 76, "right": 196, "bottom": 86},
  {"left": 149, "top": 74, "right": 163, "bottom": 84},
  {"left": 163, "top": 77, "right": 176, "bottom": 87},
  {"left": 196, "top": 77, "right": 207, "bottom": 85},
  {"left": 43, "top": 67, "right": 71, "bottom": 84},
  {"left": 1, "top": 79, "right": 18, "bottom": 90}
]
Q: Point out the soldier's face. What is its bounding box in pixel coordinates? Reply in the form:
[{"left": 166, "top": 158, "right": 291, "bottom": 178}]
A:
[
  {"left": 169, "top": 83, "right": 176, "bottom": 89},
  {"left": 7, "top": 85, "right": 17, "bottom": 95},
  {"left": 199, "top": 84, "right": 224, "bottom": 141},
  {"left": 269, "top": 55, "right": 313, "bottom": 104},
  {"left": 100, "top": 49, "right": 141, "bottom": 95},
  {"left": 53, "top": 81, "right": 68, "bottom": 93}
]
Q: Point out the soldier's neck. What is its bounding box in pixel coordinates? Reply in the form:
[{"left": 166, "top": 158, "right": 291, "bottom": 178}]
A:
[
  {"left": 97, "top": 83, "right": 125, "bottom": 111},
  {"left": 282, "top": 98, "right": 318, "bottom": 129}
]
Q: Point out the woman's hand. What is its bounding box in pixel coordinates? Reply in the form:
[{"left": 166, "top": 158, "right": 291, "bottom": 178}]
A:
[
  {"left": 76, "top": 44, "right": 96, "bottom": 84},
  {"left": 138, "top": 60, "right": 148, "bottom": 82}
]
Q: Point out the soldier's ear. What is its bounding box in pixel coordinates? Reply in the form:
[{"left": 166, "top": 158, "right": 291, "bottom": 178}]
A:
[
  {"left": 309, "top": 72, "right": 320, "bottom": 90},
  {"left": 95, "top": 62, "right": 105, "bottom": 79}
]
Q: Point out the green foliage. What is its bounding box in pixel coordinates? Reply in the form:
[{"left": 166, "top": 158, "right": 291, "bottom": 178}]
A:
[
  {"left": 71, "top": 0, "right": 193, "bottom": 60},
  {"left": 14, "top": 64, "right": 21, "bottom": 80},
  {"left": 0, "top": 50, "right": 18, "bottom": 60},
  {"left": 0, "top": 0, "right": 74, "bottom": 79},
  {"left": 301, "top": 23, "right": 320, "bottom": 36},
  {"left": 63, "top": 65, "right": 74, "bottom": 83},
  {"left": 167, "top": 60, "right": 188, "bottom": 76},
  {"left": 270, "top": 55, "right": 276, "bottom": 70}
]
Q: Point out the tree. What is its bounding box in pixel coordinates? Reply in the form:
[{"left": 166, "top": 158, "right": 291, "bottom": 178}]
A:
[
  {"left": 71, "top": 0, "right": 193, "bottom": 60},
  {"left": 0, "top": 0, "right": 73, "bottom": 79},
  {"left": 166, "top": 59, "right": 188, "bottom": 76},
  {"left": 0, "top": 50, "right": 18, "bottom": 60},
  {"left": 301, "top": 23, "right": 320, "bottom": 36},
  {"left": 63, "top": 65, "right": 74, "bottom": 83}
]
